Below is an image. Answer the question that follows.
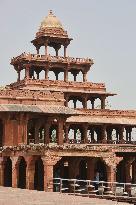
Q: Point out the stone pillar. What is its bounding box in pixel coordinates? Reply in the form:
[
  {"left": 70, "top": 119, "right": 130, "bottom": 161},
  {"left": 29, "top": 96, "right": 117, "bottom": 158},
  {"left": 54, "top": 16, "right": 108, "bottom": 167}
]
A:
[
  {"left": 34, "top": 123, "right": 39, "bottom": 144},
  {"left": 64, "top": 69, "right": 68, "bottom": 82},
  {"left": 55, "top": 48, "right": 59, "bottom": 56},
  {"left": 91, "top": 99, "right": 95, "bottom": 109},
  {"left": 83, "top": 72, "right": 87, "bottom": 82},
  {"left": 87, "top": 158, "right": 95, "bottom": 180},
  {"left": 73, "top": 73, "right": 77, "bottom": 81},
  {"left": 101, "top": 125, "right": 107, "bottom": 143},
  {"left": 54, "top": 72, "right": 59, "bottom": 80},
  {"left": 118, "top": 126, "right": 124, "bottom": 143},
  {"left": 101, "top": 96, "right": 106, "bottom": 109},
  {"left": 36, "top": 72, "right": 40, "bottom": 79},
  {"left": 11, "top": 157, "right": 18, "bottom": 188},
  {"left": 107, "top": 165, "right": 116, "bottom": 191},
  {"left": 107, "top": 127, "right": 113, "bottom": 143},
  {"left": 45, "top": 68, "right": 49, "bottom": 80},
  {"left": 25, "top": 64, "right": 30, "bottom": 79},
  {"left": 45, "top": 43, "right": 48, "bottom": 56},
  {"left": 132, "top": 160, "right": 136, "bottom": 183},
  {"left": 17, "top": 114, "right": 28, "bottom": 145},
  {"left": 64, "top": 45, "right": 67, "bottom": 57},
  {"left": 125, "top": 160, "right": 132, "bottom": 183},
  {"left": 57, "top": 120, "right": 64, "bottom": 145},
  {"left": 64, "top": 96, "right": 68, "bottom": 107},
  {"left": 73, "top": 99, "right": 76, "bottom": 109},
  {"left": 44, "top": 122, "right": 51, "bottom": 144},
  {"left": 82, "top": 124, "right": 88, "bottom": 143},
  {"left": 26, "top": 159, "right": 35, "bottom": 190},
  {"left": 42, "top": 156, "right": 62, "bottom": 192},
  {"left": 90, "top": 127, "right": 95, "bottom": 143},
  {"left": 83, "top": 97, "right": 87, "bottom": 109},
  {"left": 0, "top": 158, "right": 4, "bottom": 186},
  {"left": 17, "top": 70, "right": 21, "bottom": 82},
  {"left": 64, "top": 124, "right": 69, "bottom": 143},
  {"left": 36, "top": 47, "right": 40, "bottom": 54}
]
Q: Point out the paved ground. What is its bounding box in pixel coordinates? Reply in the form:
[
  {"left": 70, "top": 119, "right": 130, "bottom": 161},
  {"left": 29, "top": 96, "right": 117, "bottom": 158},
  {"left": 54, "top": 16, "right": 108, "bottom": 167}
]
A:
[{"left": 0, "top": 187, "right": 129, "bottom": 205}]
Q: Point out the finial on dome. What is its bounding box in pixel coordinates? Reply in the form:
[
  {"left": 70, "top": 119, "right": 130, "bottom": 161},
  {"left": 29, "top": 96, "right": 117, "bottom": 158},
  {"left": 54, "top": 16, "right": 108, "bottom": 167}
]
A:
[{"left": 49, "top": 10, "right": 53, "bottom": 15}]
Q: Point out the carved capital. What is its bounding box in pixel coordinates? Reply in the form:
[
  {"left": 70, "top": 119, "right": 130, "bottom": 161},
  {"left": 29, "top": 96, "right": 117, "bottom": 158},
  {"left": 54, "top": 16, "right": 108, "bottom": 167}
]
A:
[{"left": 102, "top": 155, "right": 123, "bottom": 168}]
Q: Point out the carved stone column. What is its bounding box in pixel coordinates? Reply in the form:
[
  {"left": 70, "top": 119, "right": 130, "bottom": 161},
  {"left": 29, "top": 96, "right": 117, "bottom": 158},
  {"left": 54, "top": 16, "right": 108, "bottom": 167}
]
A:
[
  {"left": 64, "top": 95, "right": 68, "bottom": 107},
  {"left": 118, "top": 126, "right": 125, "bottom": 143},
  {"left": 103, "top": 155, "right": 123, "bottom": 189},
  {"left": 34, "top": 123, "right": 39, "bottom": 144},
  {"left": 17, "top": 70, "right": 21, "bottom": 82},
  {"left": 25, "top": 64, "right": 30, "bottom": 79},
  {"left": 101, "top": 125, "right": 107, "bottom": 143},
  {"left": 82, "top": 124, "right": 88, "bottom": 143},
  {"left": 132, "top": 160, "right": 136, "bottom": 183},
  {"left": 0, "top": 157, "right": 4, "bottom": 186},
  {"left": 57, "top": 120, "right": 64, "bottom": 145},
  {"left": 44, "top": 121, "right": 51, "bottom": 144},
  {"left": 91, "top": 98, "right": 95, "bottom": 109},
  {"left": 83, "top": 72, "right": 87, "bottom": 82},
  {"left": 64, "top": 124, "right": 69, "bottom": 143},
  {"left": 11, "top": 157, "right": 18, "bottom": 188},
  {"left": 101, "top": 96, "right": 106, "bottom": 109},
  {"left": 45, "top": 67, "right": 49, "bottom": 80},
  {"left": 26, "top": 157, "right": 35, "bottom": 190},
  {"left": 64, "top": 69, "right": 68, "bottom": 82},
  {"left": 106, "top": 127, "right": 113, "bottom": 143},
  {"left": 64, "top": 45, "right": 67, "bottom": 57},
  {"left": 45, "top": 42, "right": 48, "bottom": 56},
  {"left": 42, "top": 155, "right": 62, "bottom": 192},
  {"left": 83, "top": 96, "right": 87, "bottom": 109}
]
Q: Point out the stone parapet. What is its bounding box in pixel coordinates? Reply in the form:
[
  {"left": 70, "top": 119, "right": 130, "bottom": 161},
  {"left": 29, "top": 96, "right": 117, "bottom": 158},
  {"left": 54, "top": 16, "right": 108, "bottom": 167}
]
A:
[{"left": 11, "top": 53, "right": 93, "bottom": 66}]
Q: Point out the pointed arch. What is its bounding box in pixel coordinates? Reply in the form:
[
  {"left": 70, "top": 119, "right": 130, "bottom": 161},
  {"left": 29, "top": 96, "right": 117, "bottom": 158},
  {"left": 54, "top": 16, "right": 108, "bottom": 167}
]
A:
[
  {"left": 4, "top": 157, "right": 12, "bottom": 187},
  {"left": 34, "top": 157, "right": 44, "bottom": 191},
  {"left": 18, "top": 157, "right": 27, "bottom": 189}
]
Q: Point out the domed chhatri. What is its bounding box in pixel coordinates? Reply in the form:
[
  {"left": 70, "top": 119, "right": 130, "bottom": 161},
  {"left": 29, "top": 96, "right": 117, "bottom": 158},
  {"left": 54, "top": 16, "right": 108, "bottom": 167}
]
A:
[
  {"left": 31, "top": 10, "right": 73, "bottom": 56},
  {"left": 36, "top": 10, "right": 69, "bottom": 39},
  {"left": 40, "top": 10, "right": 64, "bottom": 29}
]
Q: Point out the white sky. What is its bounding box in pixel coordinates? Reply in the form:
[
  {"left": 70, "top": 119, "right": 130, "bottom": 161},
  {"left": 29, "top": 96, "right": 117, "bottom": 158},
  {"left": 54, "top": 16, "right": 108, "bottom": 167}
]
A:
[{"left": 0, "top": 0, "right": 136, "bottom": 110}]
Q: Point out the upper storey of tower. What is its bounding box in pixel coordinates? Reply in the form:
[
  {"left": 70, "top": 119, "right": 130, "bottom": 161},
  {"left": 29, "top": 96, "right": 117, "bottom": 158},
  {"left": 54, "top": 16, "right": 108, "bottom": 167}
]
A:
[{"left": 31, "top": 10, "right": 73, "bottom": 54}]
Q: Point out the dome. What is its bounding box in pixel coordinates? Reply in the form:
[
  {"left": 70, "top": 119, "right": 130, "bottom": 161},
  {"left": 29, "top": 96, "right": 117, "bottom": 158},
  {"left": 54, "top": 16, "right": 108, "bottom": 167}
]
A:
[{"left": 40, "top": 10, "right": 64, "bottom": 29}]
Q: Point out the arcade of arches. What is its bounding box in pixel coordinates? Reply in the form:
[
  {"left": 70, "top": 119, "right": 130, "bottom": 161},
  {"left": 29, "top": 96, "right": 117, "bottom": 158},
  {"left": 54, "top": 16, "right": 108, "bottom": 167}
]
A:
[{"left": 0, "top": 155, "right": 136, "bottom": 192}]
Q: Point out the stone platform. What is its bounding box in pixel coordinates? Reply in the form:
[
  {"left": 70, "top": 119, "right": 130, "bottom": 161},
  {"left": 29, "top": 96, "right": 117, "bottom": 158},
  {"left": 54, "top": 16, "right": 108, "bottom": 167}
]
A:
[{"left": 0, "top": 187, "right": 129, "bottom": 205}]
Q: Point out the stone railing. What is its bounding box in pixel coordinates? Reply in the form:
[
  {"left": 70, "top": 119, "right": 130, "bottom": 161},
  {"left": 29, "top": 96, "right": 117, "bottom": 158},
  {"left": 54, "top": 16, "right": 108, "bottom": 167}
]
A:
[
  {"left": 11, "top": 53, "right": 93, "bottom": 65},
  {"left": 0, "top": 88, "right": 64, "bottom": 101},
  {"left": 9, "top": 79, "right": 106, "bottom": 92},
  {"left": 76, "top": 108, "right": 136, "bottom": 117}
]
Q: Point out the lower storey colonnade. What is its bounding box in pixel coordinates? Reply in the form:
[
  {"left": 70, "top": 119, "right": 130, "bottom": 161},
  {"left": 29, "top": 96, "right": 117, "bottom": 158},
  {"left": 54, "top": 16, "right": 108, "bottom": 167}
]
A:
[{"left": 0, "top": 155, "right": 136, "bottom": 192}]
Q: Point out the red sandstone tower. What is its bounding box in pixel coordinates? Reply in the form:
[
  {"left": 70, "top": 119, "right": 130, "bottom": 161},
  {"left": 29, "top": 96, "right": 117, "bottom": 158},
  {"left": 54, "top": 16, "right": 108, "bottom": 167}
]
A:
[{"left": 0, "top": 10, "right": 136, "bottom": 191}]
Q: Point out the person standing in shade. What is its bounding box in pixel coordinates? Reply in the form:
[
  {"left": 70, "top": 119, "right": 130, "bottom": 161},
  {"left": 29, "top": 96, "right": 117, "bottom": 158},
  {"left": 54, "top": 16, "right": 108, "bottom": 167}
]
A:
[{"left": 94, "top": 171, "right": 100, "bottom": 190}]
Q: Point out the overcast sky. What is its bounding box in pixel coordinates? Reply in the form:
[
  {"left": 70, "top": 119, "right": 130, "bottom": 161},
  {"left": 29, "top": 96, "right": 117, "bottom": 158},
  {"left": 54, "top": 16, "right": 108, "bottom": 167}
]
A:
[{"left": 0, "top": 0, "right": 136, "bottom": 110}]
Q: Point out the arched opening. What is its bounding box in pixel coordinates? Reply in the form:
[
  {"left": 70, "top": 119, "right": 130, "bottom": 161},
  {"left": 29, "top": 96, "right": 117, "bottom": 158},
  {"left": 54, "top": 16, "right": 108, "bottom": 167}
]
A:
[
  {"left": 0, "top": 120, "right": 3, "bottom": 147},
  {"left": 53, "top": 158, "right": 69, "bottom": 192},
  {"left": 76, "top": 71, "right": 83, "bottom": 82},
  {"left": 4, "top": 157, "right": 12, "bottom": 187},
  {"left": 48, "top": 71, "right": 56, "bottom": 80},
  {"left": 38, "top": 126, "right": 45, "bottom": 143},
  {"left": 34, "top": 157, "right": 44, "bottom": 191},
  {"left": 95, "top": 159, "right": 107, "bottom": 181},
  {"left": 18, "top": 157, "right": 27, "bottom": 189},
  {"left": 50, "top": 124, "right": 57, "bottom": 143},
  {"left": 27, "top": 119, "right": 36, "bottom": 144},
  {"left": 39, "top": 70, "right": 45, "bottom": 80},
  {"left": 94, "top": 98, "right": 101, "bottom": 109},
  {"left": 116, "top": 160, "right": 125, "bottom": 183},
  {"left": 79, "top": 160, "right": 87, "bottom": 180}
]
